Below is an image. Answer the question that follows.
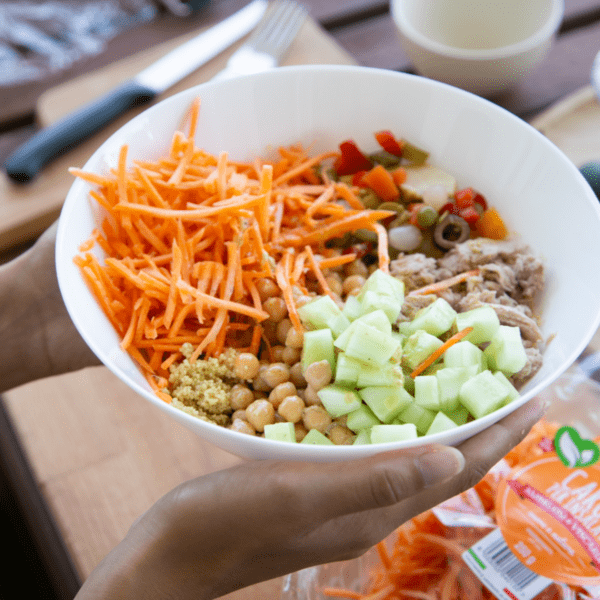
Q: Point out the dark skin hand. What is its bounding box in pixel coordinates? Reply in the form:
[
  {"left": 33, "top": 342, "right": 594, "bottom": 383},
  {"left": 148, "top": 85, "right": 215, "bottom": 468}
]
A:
[{"left": 0, "top": 224, "right": 547, "bottom": 600}]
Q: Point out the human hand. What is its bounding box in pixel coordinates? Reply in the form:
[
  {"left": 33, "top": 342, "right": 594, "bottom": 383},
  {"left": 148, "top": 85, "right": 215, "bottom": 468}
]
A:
[
  {"left": 76, "top": 397, "right": 547, "bottom": 600},
  {"left": 0, "top": 222, "right": 100, "bottom": 392}
]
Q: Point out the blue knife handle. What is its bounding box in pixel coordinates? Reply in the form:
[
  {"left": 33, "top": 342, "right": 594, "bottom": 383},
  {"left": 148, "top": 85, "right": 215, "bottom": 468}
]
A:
[{"left": 4, "top": 80, "right": 156, "bottom": 184}]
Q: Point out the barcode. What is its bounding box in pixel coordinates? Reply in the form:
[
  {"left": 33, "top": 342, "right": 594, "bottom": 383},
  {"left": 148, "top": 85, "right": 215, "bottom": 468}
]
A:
[{"left": 481, "top": 536, "right": 540, "bottom": 591}]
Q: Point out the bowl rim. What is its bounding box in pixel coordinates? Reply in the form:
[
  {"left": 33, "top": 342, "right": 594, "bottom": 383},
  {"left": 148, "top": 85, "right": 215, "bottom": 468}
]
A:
[
  {"left": 56, "top": 64, "right": 600, "bottom": 459},
  {"left": 390, "top": 0, "right": 564, "bottom": 61}
]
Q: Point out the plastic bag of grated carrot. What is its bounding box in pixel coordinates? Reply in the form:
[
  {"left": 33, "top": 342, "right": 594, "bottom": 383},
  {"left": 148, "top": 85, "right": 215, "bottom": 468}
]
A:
[{"left": 282, "top": 365, "right": 600, "bottom": 600}]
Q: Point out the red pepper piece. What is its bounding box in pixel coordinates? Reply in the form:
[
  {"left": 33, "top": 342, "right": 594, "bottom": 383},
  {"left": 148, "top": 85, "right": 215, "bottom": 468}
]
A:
[
  {"left": 352, "top": 170, "right": 368, "bottom": 186},
  {"left": 473, "top": 191, "right": 488, "bottom": 211},
  {"left": 454, "top": 187, "right": 475, "bottom": 208},
  {"left": 374, "top": 130, "right": 404, "bottom": 157},
  {"left": 459, "top": 206, "right": 481, "bottom": 227},
  {"left": 440, "top": 201, "right": 460, "bottom": 215},
  {"left": 333, "top": 140, "right": 372, "bottom": 176}
]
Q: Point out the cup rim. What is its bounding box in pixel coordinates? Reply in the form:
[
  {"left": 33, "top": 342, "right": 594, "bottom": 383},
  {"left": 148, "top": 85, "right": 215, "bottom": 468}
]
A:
[{"left": 391, "top": 0, "right": 564, "bottom": 61}]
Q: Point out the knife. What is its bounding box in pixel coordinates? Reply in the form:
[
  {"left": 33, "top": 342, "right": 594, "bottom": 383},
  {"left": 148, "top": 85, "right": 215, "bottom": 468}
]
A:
[
  {"left": 579, "top": 49, "right": 600, "bottom": 200},
  {"left": 4, "top": 0, "right": 268, "bottom": 184}
]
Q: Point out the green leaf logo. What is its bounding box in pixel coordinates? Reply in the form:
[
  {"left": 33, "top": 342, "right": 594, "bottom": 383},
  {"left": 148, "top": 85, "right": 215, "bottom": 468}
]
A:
[{"left": 555, "top": 426, "right": 600, "bottom": 468}]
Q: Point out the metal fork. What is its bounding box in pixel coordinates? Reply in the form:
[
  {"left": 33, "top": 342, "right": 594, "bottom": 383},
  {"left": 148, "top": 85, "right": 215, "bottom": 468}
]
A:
[{"left": 212, "top": 0, "right": 308, "bottom": 80}]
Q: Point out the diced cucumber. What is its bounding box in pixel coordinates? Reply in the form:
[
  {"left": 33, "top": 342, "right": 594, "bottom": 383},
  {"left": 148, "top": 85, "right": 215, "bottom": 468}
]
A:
[
  {"left": 334, "top": 309, "right": 391, "bottom": 351},
  {"left": 444, "top": 405, "right": 470, "bottom": 426},
  {"left": 359, "top": 385, "right": 413, "bottom": 423},
  {"left": 407, "top": 298, "right": 457, "bottom": 337},
  {"left": 317, "top": 385, "right": 363, "bottom": 418},
  {"left": 334, "top": 352, "right": 361, "bottom": 387},
  {"left": 264, "top": 422, "right": 296, "bottom": 443},
  {"left": 483, "top": 326, "right": 528, "bottom": 376},
  {"left": 346, "top": 404, "right": 381, "bottom": 431},
  {"left": 398, "top": 321, "right": 412, "bottom": 336},
  {"left": 302, "top": 328, "right": 335, "bottom": 372},
  {"left": 300, "top": 429, "right": 335, "bottom": 445},
  {"left": 436, "top": 366, "right": 478, "bottom": 412},
  {"left": 353, "top": 428, "right": 372, "bottom": 445},
  {"left": 342, "top": 294, "right": 362, "bottom": 321},
  {"left": 414, "top": 375, "right": 440, "bottom": 410},
  {"left": 360, "top": 290, "right": 402, "bottom": 324},
  {"left": 357, "top": 269, "right": 405, "bottom": 307},
  {"left": 328, "top": 313, "right": 352, "bottom": 338},
  {"left": 344, "top": 321, "right": 400, "bottom": 366},
  {"left": 443, "top": 341, "right": 486, "bottom": 372},
  {"left": 398, "top": 402, "right": 435, "bottom": 435},
  {"left": 371, "top": 423, "right": 418, "bottom": 444},
  {"left": 494, "top": 371, "right": 520, "bottom": 405},
  {"left": 459, "top": 370, "right": 510, "bottom": 419},
  {"left": 356, "top": 361, "right": 404, "bottom": 388},
  {"left": 455, "top": 305, "right": 500, "bottom": 345},
  {"left": 426, "top": 411, "right": 459, "bottom": 436},
  {"left": 298, "top": 295, "right": 341, "bottom": 330},
  {"left": 402, "top": 330, "right": 444, "bottom": 371}
]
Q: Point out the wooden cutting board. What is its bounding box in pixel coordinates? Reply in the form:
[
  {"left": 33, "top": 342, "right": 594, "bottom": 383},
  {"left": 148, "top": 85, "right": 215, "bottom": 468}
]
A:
[{"left": 0, "top": 16, "right": 356, "bottom": 252}]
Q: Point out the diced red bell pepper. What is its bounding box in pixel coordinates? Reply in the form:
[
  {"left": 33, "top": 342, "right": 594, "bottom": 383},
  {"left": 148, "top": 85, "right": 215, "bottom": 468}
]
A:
[
  {"left": 440, "top": 201, "right": 460, "bottom": 216},
  {"left": 352, "top": 170, "right": 368, "bottom": 186},
  {"left": 473, "top": 191, "right": 488, "bottom": 211},
  {"left": 459, "top": 206, "right": 481, "bottom": 227},
  {"left": 454, "top": 187, "right": 475, "bottom": 209},
  {"left": 334, "top": 140, "right": 372, "bottom": 176},
  {"left": 374, "top": 130, "right": 404, "bottom": 157}
]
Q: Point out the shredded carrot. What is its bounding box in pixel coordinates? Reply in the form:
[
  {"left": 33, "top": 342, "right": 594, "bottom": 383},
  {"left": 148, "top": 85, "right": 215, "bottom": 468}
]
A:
[
  {"left": 410, "top": 326, "right": 474, "bottom": 378},
  {"left": 408, "top": 269, "right": 480, "bottom": 297},
  {"left": 72, "top": 97, "right": 395, "bottom": 389}
]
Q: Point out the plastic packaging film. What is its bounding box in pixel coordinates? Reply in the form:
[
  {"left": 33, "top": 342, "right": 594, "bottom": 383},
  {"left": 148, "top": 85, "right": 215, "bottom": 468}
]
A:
[{"left": 282, "top": 360, "right": 600, "bottom": 600}]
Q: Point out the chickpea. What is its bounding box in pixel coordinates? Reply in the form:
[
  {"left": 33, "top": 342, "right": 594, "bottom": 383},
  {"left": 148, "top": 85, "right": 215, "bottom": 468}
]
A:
[
  {"left": 245, "top": 399, "right": 275, "bottom": 432},
  {"left": 252, "top": 365, "right": 271, "bottom": 392},
  {"left": 262, "top": 320, "right": 279, "bottom": 344},
  {"left": 324, "top": 274, "right": 343, "bottom": 297},
  {"left": 230, "top": 384, "right": 254, "bottom": 410},
  {"left": 285, "top": 326, "right": 304, "bottom": 349},
  {"left": 231, "top": 409, "right": 248, "bottom": 422},
  {"left": 263, "top": 296, "right": 288, "bottom": 322},
  {"left": 345, "top": 259, "right": 369, "bottom": 278},
  {"left": 256, "top": 278, "right": 280, "bottom": 302},
  {"left": 289, "top": 362, "right": 306, "bottom": 388},
  {"left": 229, "top": 420, "right": 256, "bottom": 436},
  {"left": 304, "top": 360, "right": 332, "bottom": 391},
  {"left": 278, "top": 395, "right": 305, "bottom": 423},
  {"left": 268, "top": 381, "right": 297, "bottom": 408},
  {"left": 270, "top": 345, "right": 286, "bottom": 363},
  {"left": 262, "top": 362, "right": 290, "bottom": 388},
  {"left": 276, "top": 318, "right": 293, "bottom": 345},
  {"left": 234, "top": 353, "right": 260, "bottom": 380},
  {"left": 342, "top": 274, "right": 366, "bottom": 296},
  {"left": 302, "top": 405, "right": 332, "bottom": 433},
  {"left": 294, "top": 422, "right": 308, "bottom": 443},
  {"left": 303, "top": 385, "right": 322, "bottom": 406},
  {"left": 328, "top": 424, "right": 355, "bottom": 445},
  {"left": 281, "top": 346, "right": 301, "bottom": 365}
]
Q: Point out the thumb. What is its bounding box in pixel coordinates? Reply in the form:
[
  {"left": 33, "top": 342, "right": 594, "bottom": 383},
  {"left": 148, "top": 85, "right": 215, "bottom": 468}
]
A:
[{"left": 311, "top": 445, "right": 465, "bottom": 522}]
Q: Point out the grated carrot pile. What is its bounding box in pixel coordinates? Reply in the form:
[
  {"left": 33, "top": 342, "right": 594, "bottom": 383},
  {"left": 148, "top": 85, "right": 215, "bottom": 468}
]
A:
[
  {"left": 71, "top": 98, "right": 394, "bottom": 400},
  {"left": 322, "top": 420, "right": 593, "bottom": 600}
]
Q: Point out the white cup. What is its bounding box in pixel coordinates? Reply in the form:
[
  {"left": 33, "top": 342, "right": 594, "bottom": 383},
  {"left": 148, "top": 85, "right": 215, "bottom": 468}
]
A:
[{"left": 390, "top": 0, "right": 564, "bottom": 96}]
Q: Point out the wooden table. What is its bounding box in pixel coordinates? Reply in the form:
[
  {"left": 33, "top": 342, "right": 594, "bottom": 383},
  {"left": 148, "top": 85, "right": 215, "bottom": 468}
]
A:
[{"left": 1, "top": 1, "right": 600, "bottom": 598}]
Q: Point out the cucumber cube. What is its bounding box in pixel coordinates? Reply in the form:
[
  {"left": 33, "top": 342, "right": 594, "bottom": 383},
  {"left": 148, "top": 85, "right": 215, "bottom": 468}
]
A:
[
  {"left": 494, "top": 371, "right": 520, "bottom": 405},
  {"left": 302, "top": 328, "right": 335, "bottom": 372},
  {"left": 328, "top": 313, "right": 352, "bottom": 338},
  {"left": 346, "top": 404, "right": 381, "bottom": 431},
  {"left": 334, "top": 309, "right": 391, "bottom": 351},
  {"left": 264, "top": 422, "right": 296, "bottom": 443},
  {"left": 300, "top": 429, "right": 334, "bottom": 445},
  {"left": 407, "top": 298, "right": 457, "bottom": 337},
  {"left": 398, "top": 403, "right": 436, "bottom": 435},
  {"left": 344, "top": 321, "right": 400, "bottom": 366},
  {"left": 357, "top": 269, "right": 405, "bottom": 306},
  {"left": 443, "top": 341, "right": 486, "bottom": 372},
  {"left": 436, "top": 366, "right": 478, "bottom": 412},
  {"left": 455, "top": 305, "right": 500, "bottom": 344},
  {"left": 359, "top": 385, "right": 413, "bottom": 423},
  {"left": 342, "top": 294, "right": 362, "bottom": 321},
  {"left": 426, "top": 411, "right": 459, "bottom": 436},
  {"left": 317, "top": 385, "right": 363, "bottom": 417},
  {"left": 360, "top": 290, "right": 402, "bottom": 324},
  {"left": 298, "top": 295, "right": 341, "bottom": 330},
  {"left": 334, "top": 352, "right": 361, "bottom": 387},
  {"left": 402, "top": 330, "right": 444, "bottom": 371},
  {"left": 483, "top": 326, "right": 527, "bottom": 376},
  {"left": 459, "top": 370, "right": 510, "bottom": 419},
  {"left": 371, "top": 423, "right": 418, "bottom": 444},
  {"left": 414, "top": 375, "right": 440, "bottom": 410},
  {"left": 356, "top": 361, "right": 404, "bottom": 388},
  {"left": 444, "top": 405, "right": 470, "bottom": 426},
  {"left": 353, "top": 428, "right": 372, "bottom": 445}
]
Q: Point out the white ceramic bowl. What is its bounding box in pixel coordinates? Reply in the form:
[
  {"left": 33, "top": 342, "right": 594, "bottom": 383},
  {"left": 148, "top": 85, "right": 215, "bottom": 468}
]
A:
[
  {"left": 390, "top": 0, "right": 564, "bottom": 97},
  {"left": 56, "top": 65, "right": 600, "bottom": 461}
]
